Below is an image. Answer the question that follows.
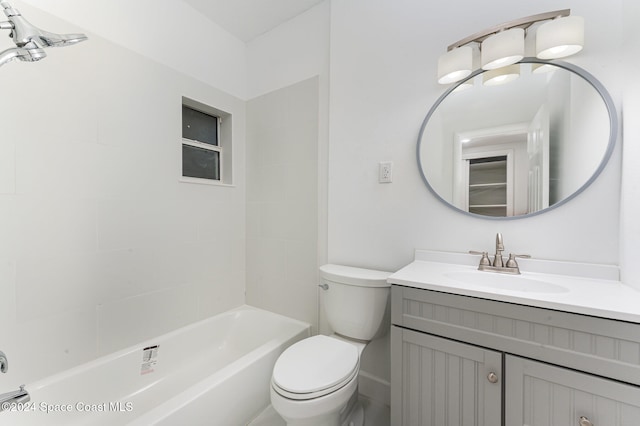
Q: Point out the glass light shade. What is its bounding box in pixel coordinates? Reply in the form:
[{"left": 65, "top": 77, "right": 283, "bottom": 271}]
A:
[
  {"left": 437, "top": 46, "right": 473, "bottom": 84},
  {"left": 532, "top": 63, "right": 556, "bottom": 74},
  {"left": 536, "top": 16, "right": 584, "bottom": 59},
  {"left": 483, "top": 64, "right": 520, "bottom": 86},
  {"left": 481, "top": 28, "right": 525, "bottom": 70},
  {"left": 452, "top": 78, "right": 474, "bottom": 92}
]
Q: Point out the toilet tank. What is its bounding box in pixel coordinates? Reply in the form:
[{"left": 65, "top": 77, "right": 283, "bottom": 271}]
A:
[{"left": 319, "top": 264, "right": 392, "bottom": 341}]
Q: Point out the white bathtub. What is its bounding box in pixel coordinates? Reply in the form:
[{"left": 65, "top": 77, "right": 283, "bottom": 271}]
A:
[{"left": 3, "top": 305, "right": 310, "bottom": 425}]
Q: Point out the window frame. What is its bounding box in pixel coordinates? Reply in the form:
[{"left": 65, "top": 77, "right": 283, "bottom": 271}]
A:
[{"left": 180, "top": 97, "right": 233, "bottom": 186}]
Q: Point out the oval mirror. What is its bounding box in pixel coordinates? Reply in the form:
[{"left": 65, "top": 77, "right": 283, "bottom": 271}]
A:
[{"left": 417, "top": 59, "right": 617, "bottom": 218}]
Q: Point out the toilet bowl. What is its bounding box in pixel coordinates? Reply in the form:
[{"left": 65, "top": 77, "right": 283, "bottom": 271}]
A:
[
  {"left": 271, "top": 335, "right": 364, "bottom": 426},
  {"left": 270, "top": 264, "right": 392, "bottom": 426}
]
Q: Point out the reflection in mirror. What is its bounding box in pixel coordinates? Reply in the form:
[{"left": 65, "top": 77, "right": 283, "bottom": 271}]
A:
[{"left": 418, "top": 60, "right": 616, "bottom": 218}]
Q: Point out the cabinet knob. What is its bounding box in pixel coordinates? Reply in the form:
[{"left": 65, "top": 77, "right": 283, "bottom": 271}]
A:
[
  {"left": 487, "top": 372, "right": 499, "bottom": 383},
  {"left": 579, "top": 416, "right": 593, "bottom": 426}
]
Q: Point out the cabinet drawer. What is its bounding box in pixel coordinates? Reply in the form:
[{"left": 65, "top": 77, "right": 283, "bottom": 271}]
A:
[
  {"left": 392, "top": 285, "right": 640, "bottom": 386},
  {"left": 506, "top": 355, "right": 640, "bottom": 426}
]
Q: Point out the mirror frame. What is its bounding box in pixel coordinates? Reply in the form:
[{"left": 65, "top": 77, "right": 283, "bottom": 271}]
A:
[{"left": 417, "top": 58, "right": 618, "bottom": 220}]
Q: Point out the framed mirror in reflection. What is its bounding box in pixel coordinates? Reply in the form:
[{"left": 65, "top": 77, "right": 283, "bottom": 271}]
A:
[{"left": 417, "top": 59, "right": 617, "bottom": 219}]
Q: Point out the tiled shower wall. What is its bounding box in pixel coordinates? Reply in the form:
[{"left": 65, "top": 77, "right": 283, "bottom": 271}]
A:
[
  {"left": 246, "top": 77, "right": 320, "bottom": 331},
  {"left": 0, "top": 16, "right": 246, "bottom": 387}
]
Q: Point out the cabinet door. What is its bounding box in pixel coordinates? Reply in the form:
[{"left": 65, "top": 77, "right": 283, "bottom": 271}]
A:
[
  {"left": 506, "top": 355, "right": 640, "bottom": 426},
  {"left": 391, "top": 326, "right": 502, "bottom": 426}
]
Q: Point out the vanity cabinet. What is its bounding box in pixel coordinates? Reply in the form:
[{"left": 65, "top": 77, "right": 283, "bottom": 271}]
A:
[
  {"left": 392, "top": 327, "right": 501, "bottom": 426},
  {"left": 391, "top": 285, "right": 640, "bottom": 426},
  {"left": 506, "top": 356, "right": 640, "bottom": 425}
]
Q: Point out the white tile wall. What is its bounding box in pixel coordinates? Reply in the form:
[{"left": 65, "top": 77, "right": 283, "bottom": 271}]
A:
[
  {"left": 96, "top": 285, "right": 199, "bottom": 355},
  {"left": 0, "top": 197, "right": 18, "bottom": 260},
  {"left": 14, "top": 308, "right": 97, "bottom": 386},
  {"left": 0, "top": 141, "right": 16, "bottom": 194},
  {"left": 246, "top": 77, "right": 319, "bottom": 331},
  {"left": 0, "top": 260, "right": 17, "bottom": 327},
  {"left": 16, "top": 252, "right": 101, "bottom": 322},
  {"left": 0, "top": 12, "right": 246, "bottom": 385}
]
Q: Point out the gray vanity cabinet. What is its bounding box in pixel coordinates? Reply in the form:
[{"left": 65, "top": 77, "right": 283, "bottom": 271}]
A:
[
  {"left": 391, "top": 326, "right": 501, "bottom": 426},
  {"left": 506, "top": 356, "right": 640, "bottom": 426},
  {"left": 391, "top": 285, "right": 640, "bottom": 426}
]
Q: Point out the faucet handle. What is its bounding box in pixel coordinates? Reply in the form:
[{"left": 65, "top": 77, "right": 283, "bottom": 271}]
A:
[
  {"left": 469, "top": 250, "right": 491, "bottom": 266},
  {"left": 506, "top": 253, "right": 531, "bottom": 268}
]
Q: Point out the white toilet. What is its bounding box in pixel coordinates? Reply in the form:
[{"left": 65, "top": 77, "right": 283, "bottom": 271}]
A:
[{"left": 270, "top": 264, "right": 392, "bottom": 426}]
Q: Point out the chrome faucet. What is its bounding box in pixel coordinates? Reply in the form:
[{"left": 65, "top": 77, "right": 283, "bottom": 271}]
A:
[
  {"left": 0, "top": 385, "right": 30, "bottom": 410},
  {"left": 470, "top": 233, "right": 530, "bottom": 274},
  {"left": 493, "top": 233, "right": 504, "bottom": 268},
  {"left": 0, "top": 351, "right": 31, "bottom": 411}
]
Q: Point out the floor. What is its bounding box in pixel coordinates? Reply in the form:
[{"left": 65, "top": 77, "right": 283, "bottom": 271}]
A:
[{"left": 248, "top": 395, "right": 390, "bottom": 426}]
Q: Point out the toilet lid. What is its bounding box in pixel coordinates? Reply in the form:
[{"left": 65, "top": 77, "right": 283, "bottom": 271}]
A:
[{"left": 272, "top": 335, "right": 359, "bottom": 397}]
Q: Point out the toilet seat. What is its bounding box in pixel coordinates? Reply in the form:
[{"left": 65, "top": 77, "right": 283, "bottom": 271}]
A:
[{"left": 272, "top": 335, "right": 359, "bottom": 400}]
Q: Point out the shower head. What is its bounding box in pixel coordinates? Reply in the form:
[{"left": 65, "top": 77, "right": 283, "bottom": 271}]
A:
[
  {"left": 0, "top": 1, "right": 86, "bottom": 67},
  {"left": 0, "top": 43, "right": 46, "bottom": 65}
]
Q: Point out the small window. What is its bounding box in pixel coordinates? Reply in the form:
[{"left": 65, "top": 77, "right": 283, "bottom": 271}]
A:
[
  {"left": 181, "top": 97, "right": 232, "bottom": 185},
  {"left": 182, "top": 106, "right": 219, "bottom": 146},
  {"left": 182, "top": 144, "right": 220, "bottom": 180}
]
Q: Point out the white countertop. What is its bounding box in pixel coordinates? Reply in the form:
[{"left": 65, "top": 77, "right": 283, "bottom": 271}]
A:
[{"left": 389, "top": 251, "right": 640, "bottom": 324}]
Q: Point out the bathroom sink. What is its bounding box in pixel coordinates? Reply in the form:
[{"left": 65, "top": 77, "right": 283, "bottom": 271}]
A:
[{"left": 444, "top": 270, "right": 569, "bottom": 294}]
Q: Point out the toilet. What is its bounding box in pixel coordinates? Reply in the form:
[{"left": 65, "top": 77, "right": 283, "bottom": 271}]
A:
[{"left": 270, "top": 264, "right": 392, "bottom": 426}]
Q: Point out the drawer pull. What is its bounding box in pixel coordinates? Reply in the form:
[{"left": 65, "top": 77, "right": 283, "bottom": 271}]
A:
[
  {"left": 579, "top": 416, "right": 593, "bottom": 426},
  {"left": 487, "top": 372, "right": 499, "bottom": 383}
]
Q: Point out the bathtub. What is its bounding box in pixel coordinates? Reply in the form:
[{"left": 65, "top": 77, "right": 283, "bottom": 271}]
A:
[{"left": 3, "top": 305, "right": 310, "bottom": 425}]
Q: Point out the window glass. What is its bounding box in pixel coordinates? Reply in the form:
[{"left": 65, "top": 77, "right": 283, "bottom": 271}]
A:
[
  {"left": 182, "top": 144, "right": 220, "bottom": 180},
  {"left": 182, "top": 105, "right": 219, "bottom": 146}
]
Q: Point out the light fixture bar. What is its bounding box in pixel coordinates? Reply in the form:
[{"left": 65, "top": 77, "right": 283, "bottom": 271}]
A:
[{"left": 446, "top": 9, "right": 570, "bottom": 51}]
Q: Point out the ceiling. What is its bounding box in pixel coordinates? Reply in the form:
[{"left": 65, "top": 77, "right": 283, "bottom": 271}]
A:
[{"left": 182, "top": 0, "right": 325, "bottom": 42}]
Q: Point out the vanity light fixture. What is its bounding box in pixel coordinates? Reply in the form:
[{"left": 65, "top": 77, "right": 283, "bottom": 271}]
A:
[
  {"left": 437, "top": 9, "right": 583, "bottom": 86},
  {"left": 483, "top": 64, "right": 520, "bottom": 86},
  {"left": 536, "top": 15, "right": 584, "bottom": 59},
  {"left": 481, "top": 28, "right": 524, "bottom": 70},
  {"left": 437, "top": 45, "right": 473, "bottom": 84}
]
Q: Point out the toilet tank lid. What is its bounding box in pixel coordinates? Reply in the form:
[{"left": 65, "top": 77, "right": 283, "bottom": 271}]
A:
[{"left": 319, "top": 264, "right": 393, "bottom": 288}]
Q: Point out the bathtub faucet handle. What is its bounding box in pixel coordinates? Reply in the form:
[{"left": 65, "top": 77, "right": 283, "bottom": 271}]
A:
[{"left": 318, "top": 283, "right": 329, "bottom": 290}]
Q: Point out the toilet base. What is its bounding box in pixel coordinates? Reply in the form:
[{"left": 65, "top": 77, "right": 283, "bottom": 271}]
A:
[
  {"left": 271, "top": 382, "right": 363, "bottom": 426},
  {"left": 341, "top": 392, "right": 364, "bottom": 426}
]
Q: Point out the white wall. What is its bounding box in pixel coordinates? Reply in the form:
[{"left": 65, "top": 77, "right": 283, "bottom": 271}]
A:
[
  {"left": 21, "top": 0, "right": 247, "bottom": 99},
  {"left": 247, "top": 2, "right": 330, "bottom": 100},
  {"left": 0, "top": 3, "right": 246, "bottom": 387},
  {"left": 328, "top": 0, "right": 625, "bottom": 389},
  {"left": 620, "top": 0, "right": 640, "bottom": 289}
]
